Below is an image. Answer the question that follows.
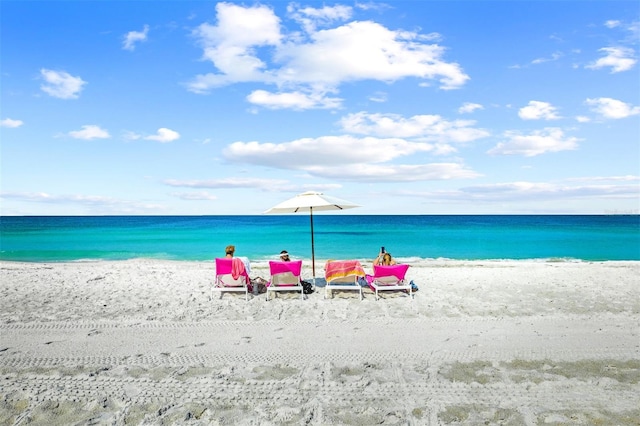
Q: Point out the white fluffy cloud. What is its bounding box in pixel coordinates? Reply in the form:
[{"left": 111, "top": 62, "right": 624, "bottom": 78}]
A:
[
  {"left": 458, "top": 102, "right": 483, "bottom": 114},
  {"left": 488, "top": 128, "right": 581, "bottom": 157},
  {"left": 164, "top": 177, "right": 290, "bottom": 191},
  {"left": 304, "top": 162, "right": 481, "bottom": 182},
  {"left": 170, "top": 191, "right": 218, "bottom": 201},
  {"left": 604, "top": 20, "right": 621, "bottom": 29},
  {"left": 246, "top": 89, "right": 342, "bottom": 110},
  {"left": 0, "top": 118, "right": 24, "bottom": 128},
  {"left": 518, "top": 101, "right": 560, "bottom": 120},
  {"left": 218, "top": 109, "right": 489, "bottom": 183},
  {"left": 187, "top": 3, "right": 469, "bottom": 108},
  {"left": 585, "top": 97, "right": 640, "bottom": 119},
  {"left": 287, "top": 3, "right": 352, "bottom": 33},
  {"left": 144, "top": 128, "right": 180, "bottom": 143},
  {"left": 40, "top": 69, "right": 86, "bottom": 99},
  {"left": 368, "top": 92, "right": 388, "bottom": 103},
  {"left": 164, "top": 178, "right": 345, "bottom": 193},
  {"left": 276, "top": 21, "right": 464, "bottom": 87},
  {"left": 339, "top": 112, "right": 490, "bottom": 143},
  {"left": 586, "top": 47, "right": 636, "bottom": 73},
  {"left": 0, "top": 192, "right": 163, "bottom": 213},
  {"left": 531, "top": 52, "right": 562, "bottom": 65},
  {"left": 123, "top": 128, "right": 181, "bottom": 142},
  {"left": 189, "top": 2, "right": 282, "bottom": 90},
  {"left": 418, "top": 180, "right": 640, "bottom": 203},
  {"left": 68, "top": 125, "right": 110, "bottom": 140},
  {"left": 221, "top": 133, "right": 480, "bottom": 182},
  {"left": 123, "top": 25, "right": 149, "bottom": 51},
  {"left": 224, "top": 135, "right": 434, "bottom": 168}
]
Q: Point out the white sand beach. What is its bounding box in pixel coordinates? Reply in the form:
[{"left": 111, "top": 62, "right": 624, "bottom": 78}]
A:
[{"left": 1, "top": 259, "right": 639, "bottom": 425}]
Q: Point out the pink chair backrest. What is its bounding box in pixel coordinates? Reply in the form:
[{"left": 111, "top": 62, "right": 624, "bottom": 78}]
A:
[
  {"left": 215, "top": 258, "right": 249, "bottom": 277},
  {"left": 269, "top": 260, "right": 302, "bottom": 276},
  {"left": 373, "top": 264, "right": 410, "bottom": 280},
  {"left": 215, "top": 258, "right": 233, "bottom": 274}
]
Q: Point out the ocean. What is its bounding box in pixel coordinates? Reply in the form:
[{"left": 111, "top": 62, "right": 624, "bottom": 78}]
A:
[{"left": 0, "top": 215, "right": 639, "bottom": 263}]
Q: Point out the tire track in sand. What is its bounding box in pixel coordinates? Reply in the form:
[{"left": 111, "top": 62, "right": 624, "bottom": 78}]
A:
[{"left": 2, "top": 363, "right": 638, "bottom": 414}]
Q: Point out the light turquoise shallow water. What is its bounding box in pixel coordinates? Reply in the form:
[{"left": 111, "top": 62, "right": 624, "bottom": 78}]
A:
[{"left": 1, "top": 215, "right": 638, "bottom": 262}]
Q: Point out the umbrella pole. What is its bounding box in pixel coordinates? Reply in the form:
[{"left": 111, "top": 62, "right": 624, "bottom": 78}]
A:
[{"left": 310, "top": 207, "right": 315, "bottom": 281}]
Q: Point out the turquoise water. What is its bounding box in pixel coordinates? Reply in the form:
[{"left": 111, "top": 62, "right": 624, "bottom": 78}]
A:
[{"left": 0, "top": 215, "right": 638, "bottom": 262}]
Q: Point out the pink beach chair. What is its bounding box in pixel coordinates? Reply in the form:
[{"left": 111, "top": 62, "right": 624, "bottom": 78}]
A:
[
  {"left": 324, "top": 260, "right": 366, "bottom": 300},
  {"left": 369, "top": 264, "right": 412, "bottom": 300},
  {"left": 267, "top": 260, "right": 304, "bottom": 301},
  {"left": 212, "top": 258, "right": 251, "bottom": 300}
]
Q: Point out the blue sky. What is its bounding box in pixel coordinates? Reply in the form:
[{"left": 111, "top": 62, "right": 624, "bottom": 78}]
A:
[{"left": 1, "top": 0, "right": 639, "bottom": 215}]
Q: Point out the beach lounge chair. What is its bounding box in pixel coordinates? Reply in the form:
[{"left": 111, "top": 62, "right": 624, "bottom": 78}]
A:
[
  {"left": 369, "top": 264, "right": 412, "bottom": 300},
  {"left": 212, "top": 258, "right": 251, "bottom": 300},
  {"left": 267, "top": 260, "right": 304, "bottom": 301},
  {"left": 324, "top": 260, "right": 366, "bottom": 300}
]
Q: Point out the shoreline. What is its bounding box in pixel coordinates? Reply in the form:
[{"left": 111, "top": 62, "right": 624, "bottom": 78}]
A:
[
  {"left": 1, "top": 260, "right": 639, "bottom": 424},
  {"left": 2, "top": 256, "right": 638, "bottom": 265}
]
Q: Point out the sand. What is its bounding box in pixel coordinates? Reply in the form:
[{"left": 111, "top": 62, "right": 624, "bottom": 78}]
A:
[{"left": 0, "top": 259, "right": 638, "bottom": 425}]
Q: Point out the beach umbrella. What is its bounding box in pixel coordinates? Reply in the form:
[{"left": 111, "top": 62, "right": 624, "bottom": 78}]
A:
[{"left": 264, "top": 191, "right": 360, "bottom": 279}]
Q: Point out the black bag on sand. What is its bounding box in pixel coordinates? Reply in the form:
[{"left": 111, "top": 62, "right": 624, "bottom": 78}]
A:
[{"left": 301, "top": 280, "right": 314, "bottom": 294}]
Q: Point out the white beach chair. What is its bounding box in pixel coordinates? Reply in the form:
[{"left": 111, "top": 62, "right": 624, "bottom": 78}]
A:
[
  {"left": 212, "top": 258, "right": 251, "bottom": 300},
  {"left": 369, "top": 264, "right": 412, "bottom": 300},
  {"left": 267, "top": 260, "right": 304, "bottom": 301},
  {"left": 324, "top": 260, "right": 366, "bottom": 300}
]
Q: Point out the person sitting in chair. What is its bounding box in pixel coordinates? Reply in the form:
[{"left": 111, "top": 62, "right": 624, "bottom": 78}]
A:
[
  {"left": 373, "top": 250, "right": 397, "bottom": 266},
  {"left": 224, "top": 244, "right": 251, "bottom": 274},
  {"left": 279, "top": 250, "right": 291, "bottom": 262}
]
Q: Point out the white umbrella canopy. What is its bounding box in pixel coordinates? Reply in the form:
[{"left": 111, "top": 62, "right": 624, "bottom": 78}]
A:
[
  {"left": 264, "top": 191, "right": 360, "bottom": 279},
  {"left": 264, "top": 191, "right": 360, "bottom": 213}
]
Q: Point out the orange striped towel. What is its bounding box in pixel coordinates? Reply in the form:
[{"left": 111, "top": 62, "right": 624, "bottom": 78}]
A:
[{"left": 324, "top": 260, "right": 365, "bottom": 282}]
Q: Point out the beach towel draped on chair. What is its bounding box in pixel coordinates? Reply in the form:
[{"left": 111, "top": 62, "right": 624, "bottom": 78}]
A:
[
  {"left": 212, "top": 258, "right": 252, "bottom": 300},
  {"left": 267, "top": 260, "right": 304, "bottom": 301},
  {"left": 324, "top": 260, "right": 366, "bottom": 300},
  {"left": 369, "top": 264, "right": 412, "bottom": 300},
  {"left": 231, "top": 257, "right": 246, "bottom": 280}
]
